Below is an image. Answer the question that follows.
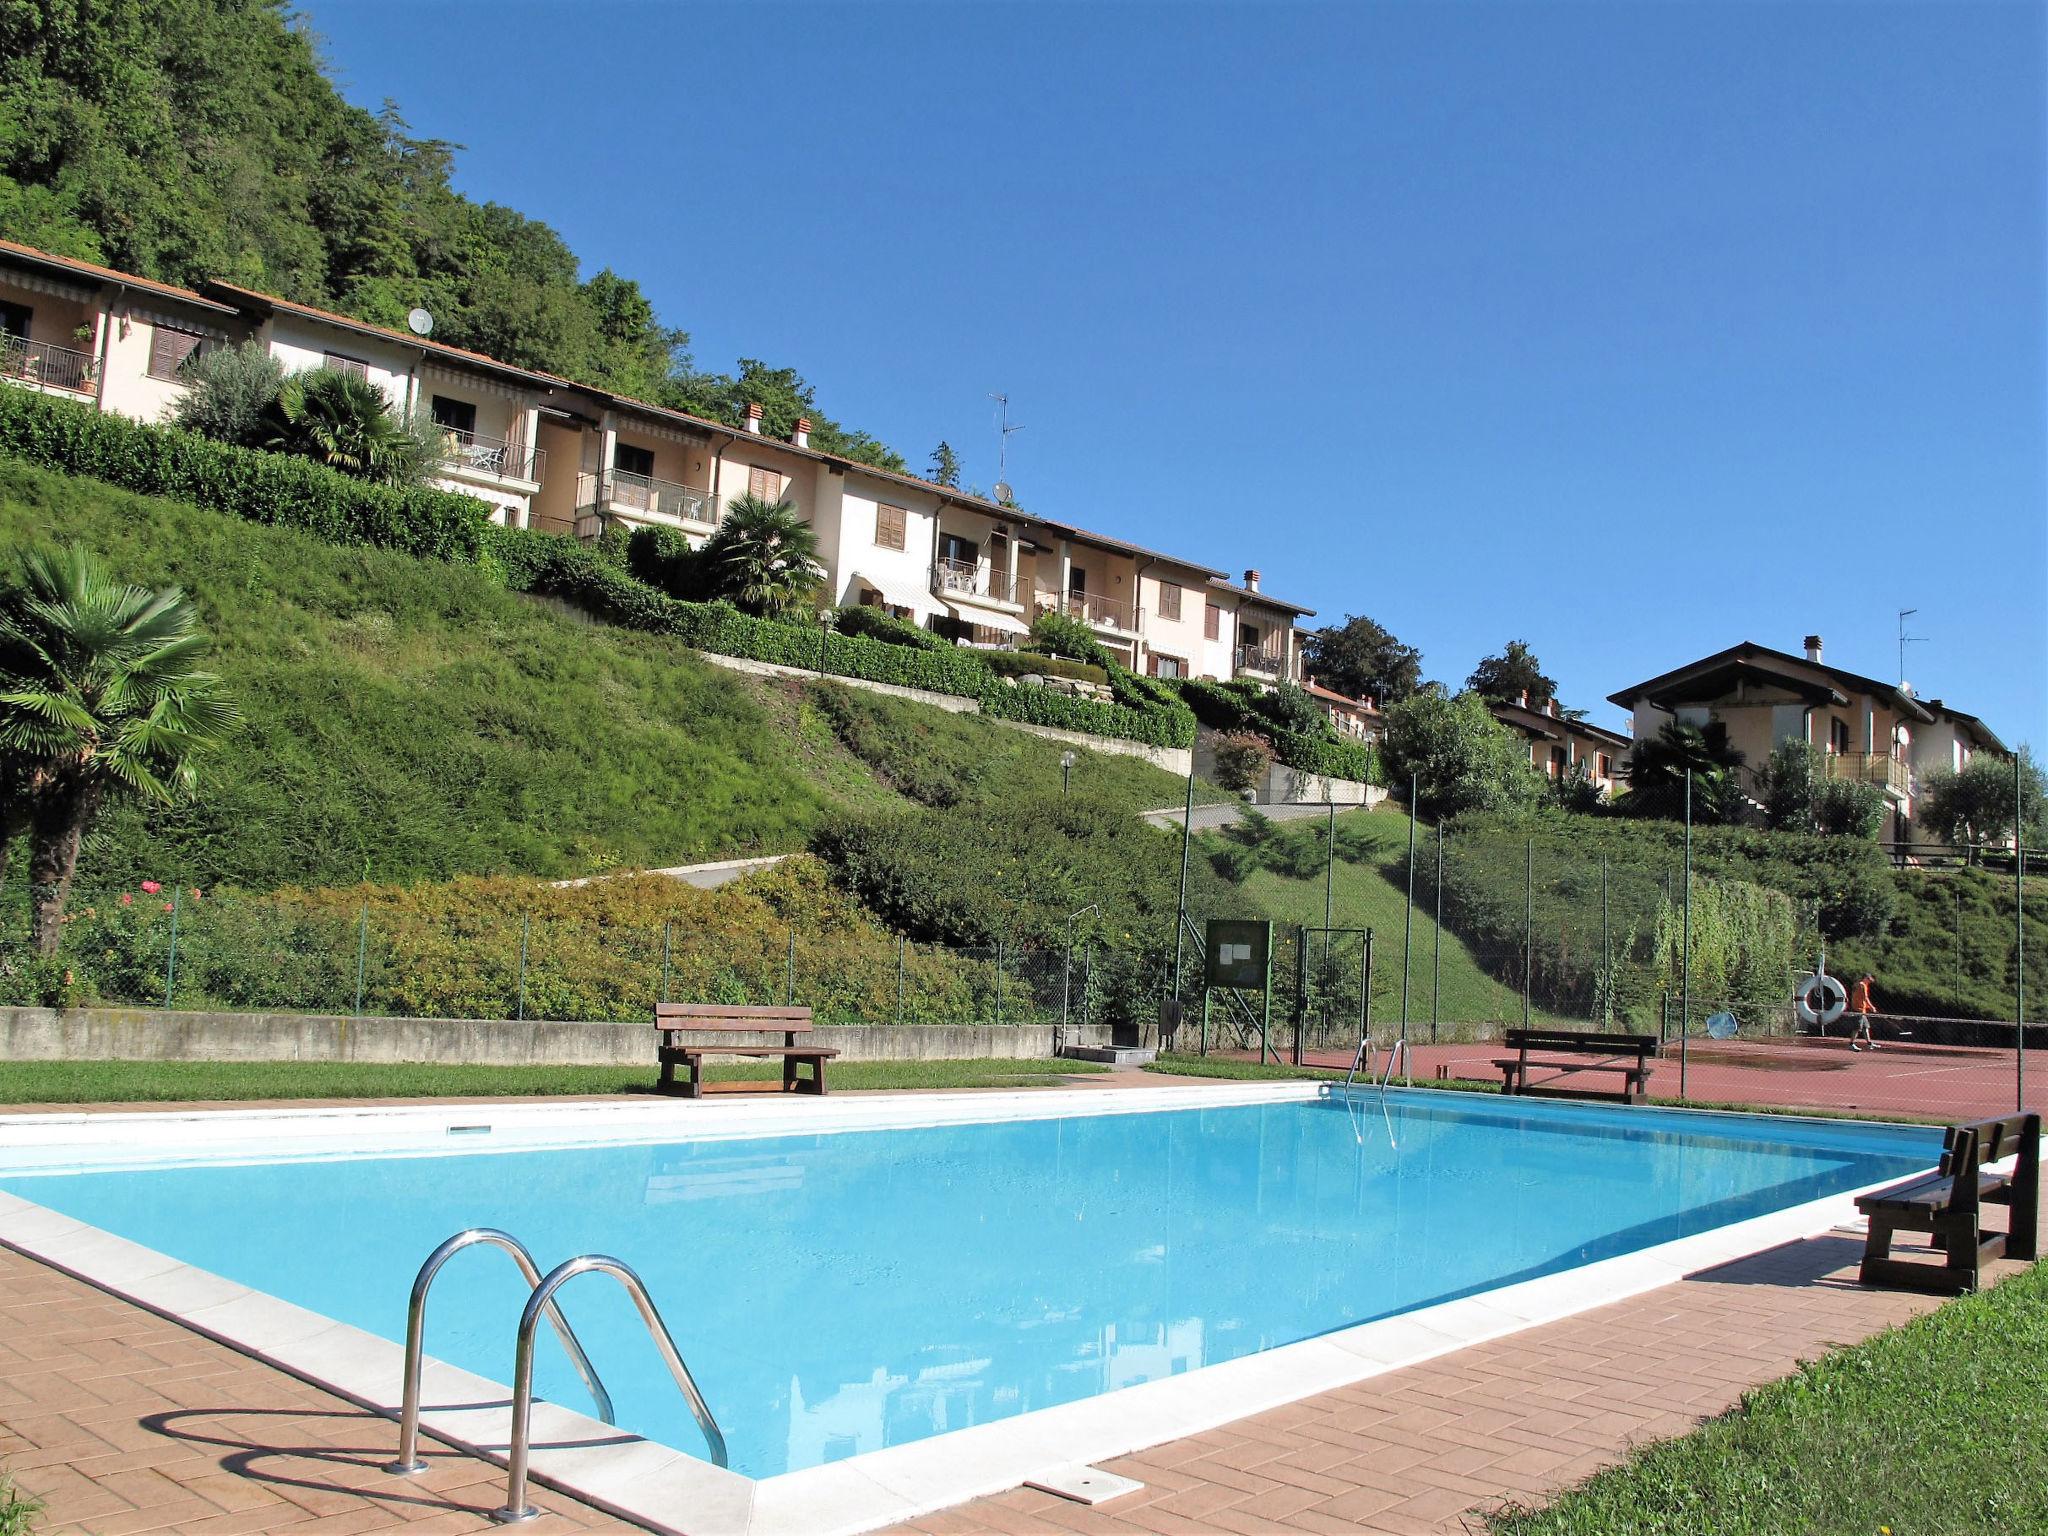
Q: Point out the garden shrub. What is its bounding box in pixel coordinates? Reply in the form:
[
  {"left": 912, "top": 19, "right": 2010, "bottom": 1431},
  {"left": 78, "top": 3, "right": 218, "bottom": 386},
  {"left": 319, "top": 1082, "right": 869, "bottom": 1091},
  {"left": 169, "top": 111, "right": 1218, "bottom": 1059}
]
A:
[
  {"left": 1211, "top": 731, "right": 1275, "bottom": 793},
  {"left": 1027, "top": 608, "right": 1117, "bottom": 670},
  {"left": 832, "top": 603, "right": 949, "bottom": 650},
  {"left": 0, "top": 386, "right": 489, "bottom": 561},
  {"left": 1181, "top": 676, "right": 1382, "bottom": 784},
  {"left": 977, "top": 648, "right": 1108, "bottom": 685}
]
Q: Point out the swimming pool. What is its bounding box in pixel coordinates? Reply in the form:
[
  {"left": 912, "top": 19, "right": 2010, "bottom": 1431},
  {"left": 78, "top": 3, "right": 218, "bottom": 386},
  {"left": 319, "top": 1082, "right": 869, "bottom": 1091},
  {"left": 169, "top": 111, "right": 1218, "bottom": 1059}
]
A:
[{"left": 0, "top": 1085, "right": 1933, "bottom": 1479}]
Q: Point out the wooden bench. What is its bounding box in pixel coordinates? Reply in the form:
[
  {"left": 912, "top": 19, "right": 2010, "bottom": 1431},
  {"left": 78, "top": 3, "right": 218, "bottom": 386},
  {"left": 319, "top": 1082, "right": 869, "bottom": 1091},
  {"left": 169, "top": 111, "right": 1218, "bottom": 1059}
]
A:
[
  {"left": 1494, "top": 1028, "right": 1657, "bottom": 1104},
  {"left": 654, "top": 1003, "right": 837, "bottom": 1100},
  {"left": 1856, "top": 1111, "right": 2039, "bottom": 1294}
]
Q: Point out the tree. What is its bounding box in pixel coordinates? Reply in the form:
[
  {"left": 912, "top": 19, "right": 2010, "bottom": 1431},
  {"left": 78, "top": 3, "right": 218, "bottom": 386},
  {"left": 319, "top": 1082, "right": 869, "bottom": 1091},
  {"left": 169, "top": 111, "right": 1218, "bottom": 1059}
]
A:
[
  {"left": 1302, "top": 614, "right": 1423, "bottom": 706},
  {"left": 1759, "top": 739, "right": 1821, "bottom": 834},
  {"left": 1552, "top": 758, "right": 1604, "bottom": 814},
  {"left": 1382, "top": 689, "right": 1543, "bottom": 819},
  {"left": 166, "top": 338, "right": 283, "bottom": 446},
  {"left": 699, "top": 496, "right": 826, "bottom": 619},
  {"left": 0, "top": 545, "right": 237, "bottom": 951},
  {"left": 1919, "top": 753, "right": 2047, "bottom": 851},
  {"left": 928, "top": 441, "right": 961, "bottom": 488},
  {"left": 265, "top": 367, "right": 438, "bottom": 486},
  {"left": 1618, "top": 720, "right": 1748, "bottom": 824},
  {"left": 1466, "top": 640, "right": 1557, "bottom": 706}
]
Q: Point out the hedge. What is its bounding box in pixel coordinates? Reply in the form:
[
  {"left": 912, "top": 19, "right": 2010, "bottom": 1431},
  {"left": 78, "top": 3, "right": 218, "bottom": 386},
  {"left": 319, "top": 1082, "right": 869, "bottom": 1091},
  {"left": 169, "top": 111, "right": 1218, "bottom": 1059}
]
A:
[
  {"left": 0, "top": 389, "right": 1195, "bottom": 752},
  {"left": 0, "top": 385, "right": 490, "bottom": 561},
  {"left": 481, "top": 525, "right": 1196, "bottom": 748},
  {"left": 1180, "top": 676, "right": 1383, "bottom": 784}
]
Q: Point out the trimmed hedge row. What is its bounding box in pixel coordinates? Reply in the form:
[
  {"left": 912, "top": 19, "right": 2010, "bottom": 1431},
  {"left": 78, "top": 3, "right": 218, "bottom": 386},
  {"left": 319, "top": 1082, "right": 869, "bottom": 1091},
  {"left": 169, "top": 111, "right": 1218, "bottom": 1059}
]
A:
[
  {"left": 1180, "top": 677, "right": 1383, "bottom": 784},
  {"left": 482, "top": 526, "right": 1197, "bottom": 749},
  {"left": 0, "top": 389, "right": 1195, "bottom": 751},
  {"left": 0, "top": 385, "right": 490, "bottom": 561}
]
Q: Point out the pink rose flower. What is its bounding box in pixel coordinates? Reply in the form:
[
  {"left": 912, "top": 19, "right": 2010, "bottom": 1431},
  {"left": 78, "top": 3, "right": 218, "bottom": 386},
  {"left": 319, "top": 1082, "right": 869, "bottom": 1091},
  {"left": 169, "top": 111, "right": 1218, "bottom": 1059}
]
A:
[
  {"left": 120, "top": 892, "right": 133, "bottom": 906},
  {"left": 140, "top": 880, "right": 162, "bottom": 894}
]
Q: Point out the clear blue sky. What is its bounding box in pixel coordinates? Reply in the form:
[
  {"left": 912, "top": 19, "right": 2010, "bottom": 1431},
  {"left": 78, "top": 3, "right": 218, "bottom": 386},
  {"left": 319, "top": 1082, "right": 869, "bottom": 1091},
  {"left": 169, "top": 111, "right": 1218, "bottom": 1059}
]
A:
[{"left": 305, "top": 1, "right": 2045, "bottom": 745}]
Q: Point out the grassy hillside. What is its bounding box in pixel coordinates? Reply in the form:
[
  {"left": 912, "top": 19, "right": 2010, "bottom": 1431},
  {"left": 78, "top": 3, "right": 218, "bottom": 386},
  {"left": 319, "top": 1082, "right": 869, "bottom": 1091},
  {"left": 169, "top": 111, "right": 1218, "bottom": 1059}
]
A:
[
  {"left": 1200, "top": 808, "right": 1572, "bottom": 1034},
  {"left": 1834, "top": 865, "right": 2047, "bottom": 1021},
  {"left": 0, "top": 460, "right": 1190, "bottom": 895}
]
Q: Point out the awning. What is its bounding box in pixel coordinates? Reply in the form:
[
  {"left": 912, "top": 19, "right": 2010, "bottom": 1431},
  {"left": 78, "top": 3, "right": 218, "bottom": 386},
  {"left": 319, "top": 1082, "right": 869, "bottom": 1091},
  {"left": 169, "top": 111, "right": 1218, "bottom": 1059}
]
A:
[
  {"left": 846, "top": 568, "right": 929, "bottom": 611},
  {"left": 938, "top": 599, "right": 1030, "bottom": 635}
]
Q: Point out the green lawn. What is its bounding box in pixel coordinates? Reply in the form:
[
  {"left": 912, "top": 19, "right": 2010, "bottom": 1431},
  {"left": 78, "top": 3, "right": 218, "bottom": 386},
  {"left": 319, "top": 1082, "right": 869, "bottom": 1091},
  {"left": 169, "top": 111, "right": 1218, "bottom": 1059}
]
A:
[
  {"left": 1488, "top": 1259, "right": 2048, "bottom": 1535},
  {"left": 1203, "top": 807, "right": 1574, "bottom": 1032},
  {"left": 0, "top": 1056, "right": 1105, "bottom": 1104}
]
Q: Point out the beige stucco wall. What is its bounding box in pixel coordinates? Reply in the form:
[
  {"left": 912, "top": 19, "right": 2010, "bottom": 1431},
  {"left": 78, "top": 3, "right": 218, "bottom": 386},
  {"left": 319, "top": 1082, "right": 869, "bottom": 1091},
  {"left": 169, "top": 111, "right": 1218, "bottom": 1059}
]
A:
[
  {"left": 1138, "top": 564, "right": 1210, "bottom": 675},
  {"left": 264, "top": 314, "right": 416, "bottom": 407}
]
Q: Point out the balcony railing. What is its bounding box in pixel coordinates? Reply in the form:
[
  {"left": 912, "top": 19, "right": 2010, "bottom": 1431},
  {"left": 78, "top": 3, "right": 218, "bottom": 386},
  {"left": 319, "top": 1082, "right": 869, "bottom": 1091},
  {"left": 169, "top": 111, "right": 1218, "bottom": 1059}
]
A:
[
  {"left": 0, "top": 334, "right": 96, "bottom": 395},
  {"left": 932, "top": 557, "right": 1023, "bottom": 605},
  {"left": 435, "top": 429, "right": 543, "bottom": 485},
  {"left": 1034, "top": 586, "right": 1138, "bottom": 633},
  {"left": 601, "top": 469, "right": 718, "bottom": 526},
  {"left": 1823, "top": 751, "right": 1911, "bottom": 796},
  {"left": 1235, "top": 644, "right": 1288, "bottom": 676}
]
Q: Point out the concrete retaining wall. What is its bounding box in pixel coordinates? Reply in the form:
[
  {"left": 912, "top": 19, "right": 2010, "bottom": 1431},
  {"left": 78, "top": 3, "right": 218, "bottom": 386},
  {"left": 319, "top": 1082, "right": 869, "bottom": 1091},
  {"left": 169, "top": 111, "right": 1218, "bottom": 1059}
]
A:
[{"left": 0, "top": 1006, "right": 1118, "bottom": 1069}]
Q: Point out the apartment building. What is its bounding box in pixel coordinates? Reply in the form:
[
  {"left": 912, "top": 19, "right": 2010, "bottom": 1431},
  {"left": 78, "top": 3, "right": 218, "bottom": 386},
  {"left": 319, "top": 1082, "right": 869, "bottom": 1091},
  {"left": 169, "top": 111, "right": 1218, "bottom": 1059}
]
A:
[
  {"left": 0, "top": 237, "right": 1313, "bottom": 685},
  {"left": 1607, "top": 634, "right": 2007, "bottom": 841},
  {"left": 1488, "top": 694, "right": 1630, "bottom": 798},
  {"left": 1304, "top": 683, "right": 1384, "bottom": 745}
]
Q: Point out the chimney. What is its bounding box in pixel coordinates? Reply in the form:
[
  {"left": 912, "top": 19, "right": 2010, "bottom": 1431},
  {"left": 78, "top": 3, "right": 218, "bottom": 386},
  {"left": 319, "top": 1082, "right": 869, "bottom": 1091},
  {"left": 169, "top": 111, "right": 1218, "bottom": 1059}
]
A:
[
  {"left": 1519, "top": 689, "right": 1530, "bottom": 708},
  {"left": 1243, "top": 568, "right": 1261, "bottom": 592},
  {"left": 1804, "top": 633, "right": 1823, "bottom": 663},
  {"left": 792, "top": 416, "right": 810, "bottom": 449},
  {"left": 745, "top": 402, "right": 763, "bottom": 435}
]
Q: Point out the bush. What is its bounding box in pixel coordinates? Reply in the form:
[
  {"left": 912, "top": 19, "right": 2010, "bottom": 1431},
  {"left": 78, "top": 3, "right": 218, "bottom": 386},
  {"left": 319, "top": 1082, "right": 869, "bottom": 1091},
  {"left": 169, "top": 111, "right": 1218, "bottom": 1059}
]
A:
[
  {"left": 1813, "top": 777, "right": 1887, "bottom": 839},
  {"left": 978, "top": 648, "right": 1109, "bottom": 685},
  {"left": 1180, "top": 677, "right": 1382, "bottom": 784},
  {"left": 1211, "top": 731, "right": 1275, "bottom": 793},
  {"left": 166, "top": 338, "right": 284, "bottom": 446},
  {"left": 1027, "top": 608, "right": 1117, "bottom": 669},
  {"left": 0, "top": 385, "right": 489, "bottom": 561},
  {"left": 624, "top": 524, "right": 706, "bottom": 600},
  {"left": 1382, "top": 690, "right": 1542, "bottom": 817},
  {"left": 832, "top": 603, "right": 949, "bottom": 650}
]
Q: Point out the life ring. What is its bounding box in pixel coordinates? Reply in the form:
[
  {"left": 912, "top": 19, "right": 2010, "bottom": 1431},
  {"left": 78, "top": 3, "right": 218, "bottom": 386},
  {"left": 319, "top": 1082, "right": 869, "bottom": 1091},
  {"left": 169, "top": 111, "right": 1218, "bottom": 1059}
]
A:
[{"left": 1795, "top": 972, "right": 1846, "bottom": 1026}]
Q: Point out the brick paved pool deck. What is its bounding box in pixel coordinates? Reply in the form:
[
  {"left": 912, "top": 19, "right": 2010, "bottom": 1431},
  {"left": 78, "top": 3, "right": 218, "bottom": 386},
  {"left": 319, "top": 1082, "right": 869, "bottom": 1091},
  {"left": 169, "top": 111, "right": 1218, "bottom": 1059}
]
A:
[{"left": 0, "top": 1081, "right": 2036, "bottom": 1536}]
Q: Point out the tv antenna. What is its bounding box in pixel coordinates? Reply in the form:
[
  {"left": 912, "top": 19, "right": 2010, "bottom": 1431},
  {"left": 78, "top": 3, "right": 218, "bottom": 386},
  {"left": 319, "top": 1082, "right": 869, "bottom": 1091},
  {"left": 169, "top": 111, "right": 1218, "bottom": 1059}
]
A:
[
  {"left": 989, "top": 392, "right": 1023, "bottom": 504},
  {"left": 1897, "top": 607, "right": 1926, "bottom": 686}
]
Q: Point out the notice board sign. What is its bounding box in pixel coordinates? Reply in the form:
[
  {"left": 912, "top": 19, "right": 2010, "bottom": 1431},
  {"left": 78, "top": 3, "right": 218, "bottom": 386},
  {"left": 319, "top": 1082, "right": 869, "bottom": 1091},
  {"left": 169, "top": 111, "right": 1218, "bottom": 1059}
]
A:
[{"left": 1204, "top": 918, "right": 1272, "bottom": 990}]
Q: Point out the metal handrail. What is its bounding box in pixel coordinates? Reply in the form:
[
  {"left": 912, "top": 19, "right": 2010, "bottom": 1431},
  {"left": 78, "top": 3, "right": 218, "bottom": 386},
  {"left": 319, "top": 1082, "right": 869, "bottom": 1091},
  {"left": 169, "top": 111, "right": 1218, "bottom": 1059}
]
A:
[
  {"left": 0, "top": 333, "right": 96, "bottom": 394},
  {"left": 495, "top": 1253, "right": 727, "bottom": 1524},
  {"left": 387, "top": 1229, "right": 614, "bottom": 1476}
]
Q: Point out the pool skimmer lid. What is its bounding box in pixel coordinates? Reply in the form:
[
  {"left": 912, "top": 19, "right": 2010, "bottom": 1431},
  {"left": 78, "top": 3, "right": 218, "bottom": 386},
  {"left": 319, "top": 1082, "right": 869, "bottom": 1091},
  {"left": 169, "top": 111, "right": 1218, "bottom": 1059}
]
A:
[{"left": 1026, "top": 1464, "right": 1144, "bottom": 1505}]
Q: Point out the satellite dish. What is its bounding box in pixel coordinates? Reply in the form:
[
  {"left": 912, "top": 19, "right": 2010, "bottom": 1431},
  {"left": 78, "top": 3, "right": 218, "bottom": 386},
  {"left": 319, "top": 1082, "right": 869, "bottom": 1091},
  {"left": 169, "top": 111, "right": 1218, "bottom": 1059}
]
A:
[
  {"left": 992, "top": 480, "right": 1013, "bottom": 505},
  {"left": 406, "top": 308, "right": 434, "bottom": 337}
]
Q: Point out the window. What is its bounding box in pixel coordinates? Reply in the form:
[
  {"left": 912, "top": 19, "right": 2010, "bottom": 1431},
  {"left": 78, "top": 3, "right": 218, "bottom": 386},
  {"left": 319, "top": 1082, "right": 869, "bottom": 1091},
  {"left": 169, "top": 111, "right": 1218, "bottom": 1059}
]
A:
[
  {"left": 1204, "top": 602, "right": 1222, "bottom": 641},
  {"left": 1830, "top": 718, "right": 1851, "bottom": 754},
  {"left": 1241, "top": 621, "right": 1263, "bottom": 651},
  {"left": 613, "top": 442, "right": 655, "bottom": 477},
  {"left": 1549, "top": 745, "right": 1567, "bottom": 779},
  {"left": 324, "top": 352, "right": 369, "bottom": 379},
  {"left": 0, "top": 300, "right": 30, "bottom": 340},
  {"left": 430, "top": 396, "right": 478, "bottom": 439},
  {"left": 147, "top": 323, "right": 203, "bottom": 380},
  {"left": 747, "top": 465, "right": 786, "bottom": 502},
  {"left": 1596, "top": 752, "right": 1612, "bottom": 780},
  {"left": 1157, "top": 581, "right": 1182, "bottom": 621},
  {"left": 938, "top": 532, "right": 977, "bottom": 566},
  {"left": 1068, "top": 566, "right": 1087, "bottom": 596},
  {"left": 1149, "top": 653, "right": 1186, "bottom": 680},
  {"left": 875, "top": 504, "right": 907, "bottom": 550}
]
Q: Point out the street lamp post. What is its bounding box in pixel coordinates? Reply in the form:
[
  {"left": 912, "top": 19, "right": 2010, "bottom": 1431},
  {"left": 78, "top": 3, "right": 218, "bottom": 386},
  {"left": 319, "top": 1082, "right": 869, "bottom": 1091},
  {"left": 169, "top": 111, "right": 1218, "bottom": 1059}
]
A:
[
  {"left": 815, "top": 608, "right": 835, "bottom": 676},
  {"left": 1060, "top": 749, "right": 1077, "bottom": 795}
]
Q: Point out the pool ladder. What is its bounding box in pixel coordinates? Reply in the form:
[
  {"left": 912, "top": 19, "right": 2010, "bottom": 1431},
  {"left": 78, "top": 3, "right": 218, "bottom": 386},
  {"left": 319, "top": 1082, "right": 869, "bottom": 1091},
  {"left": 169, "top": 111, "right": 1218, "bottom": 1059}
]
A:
[
  {"left": 1341, "top": 1033, "right": 1407, "bottom": 1093},
  {"left": 386, "top": 1228, "right": 728, "bottom": 1524}
]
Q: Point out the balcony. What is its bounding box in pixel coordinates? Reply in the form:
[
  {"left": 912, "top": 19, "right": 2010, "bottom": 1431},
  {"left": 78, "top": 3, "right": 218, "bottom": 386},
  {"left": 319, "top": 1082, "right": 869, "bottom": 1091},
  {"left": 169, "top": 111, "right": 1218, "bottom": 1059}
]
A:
[
  {"left": 434, "top": 429, "right": 544, "bottom": 488},
  {"left": 1034, "top": 585, "right": 1139, "bottom": 635},
  {"left": 1823, "top": 751, "right": 1911, "bottom": 797},
  {"left": 932, "top": 557, "right": 1024, "bottom": 608},
  {"left": 0, "top": 334, "right": 96, "bottom": 395},
  {"left": 1235, "top": 643, "right": 1288, "bottom": 678},
  {"left": 592, "top": 469, "right": 718, "bottom": 528}
]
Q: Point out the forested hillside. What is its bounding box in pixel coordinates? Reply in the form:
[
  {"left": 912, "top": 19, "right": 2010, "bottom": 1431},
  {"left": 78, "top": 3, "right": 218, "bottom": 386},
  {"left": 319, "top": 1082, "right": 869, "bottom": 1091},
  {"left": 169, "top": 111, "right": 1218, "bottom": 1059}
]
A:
[{"left": 0, "top": 0, "right": 903, "bottom": 467}]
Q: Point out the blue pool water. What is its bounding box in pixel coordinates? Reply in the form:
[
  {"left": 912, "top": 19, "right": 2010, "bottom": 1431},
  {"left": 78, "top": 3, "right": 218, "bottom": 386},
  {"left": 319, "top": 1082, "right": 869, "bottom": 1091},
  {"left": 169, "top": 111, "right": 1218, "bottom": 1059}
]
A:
[{"left": 0, "top": 1093, "right": 1935, "bottom": 1478}]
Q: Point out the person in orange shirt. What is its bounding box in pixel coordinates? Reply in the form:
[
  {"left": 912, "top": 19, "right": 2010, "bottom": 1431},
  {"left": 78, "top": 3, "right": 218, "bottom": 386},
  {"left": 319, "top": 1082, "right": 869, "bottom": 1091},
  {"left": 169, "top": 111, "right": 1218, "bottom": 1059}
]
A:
[{"left": 1847, "top": 973, "right": 1880, "bottom": 1050}]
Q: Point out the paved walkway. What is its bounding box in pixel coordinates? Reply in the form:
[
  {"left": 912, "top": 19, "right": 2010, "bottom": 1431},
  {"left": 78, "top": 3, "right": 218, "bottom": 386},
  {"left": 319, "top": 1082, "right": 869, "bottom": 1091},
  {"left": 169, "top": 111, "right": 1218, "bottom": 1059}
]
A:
[{"left": 0, "top": 1088, "right": 2035, "bottom": 1536}]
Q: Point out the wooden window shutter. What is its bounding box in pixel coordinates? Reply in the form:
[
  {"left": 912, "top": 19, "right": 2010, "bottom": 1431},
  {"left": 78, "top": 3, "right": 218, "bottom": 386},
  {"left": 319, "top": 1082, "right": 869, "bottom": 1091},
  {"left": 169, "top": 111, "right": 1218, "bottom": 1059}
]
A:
[
  {"left": 875, "top": 504, "right": 906, "bottom": 550},
  {"left": 1158, "top": 582, "right": 1181, "bottom": 621},
  {"left": 1204, "top": 602, "right": 1221, "bottom": 641},
  {"left": 748, "top": 465, "right": 785, "bottom": 502},
  {"left": 149, "top": 324, "right": 203, "bottom": 380}
]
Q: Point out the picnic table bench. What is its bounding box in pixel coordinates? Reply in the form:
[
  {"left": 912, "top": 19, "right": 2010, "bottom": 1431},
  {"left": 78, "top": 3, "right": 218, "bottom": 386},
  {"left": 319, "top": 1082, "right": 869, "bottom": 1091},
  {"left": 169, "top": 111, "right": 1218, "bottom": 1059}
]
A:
[
  {"left": 654, "top": 1003, "right": 837, "bottom": 1100},
  {"left": 1856, "top": 1111, "right": 2039, "bottom": 1294},
  {"left": 1494, "top": 1028, "right": 1657, "bottom": 1105}
]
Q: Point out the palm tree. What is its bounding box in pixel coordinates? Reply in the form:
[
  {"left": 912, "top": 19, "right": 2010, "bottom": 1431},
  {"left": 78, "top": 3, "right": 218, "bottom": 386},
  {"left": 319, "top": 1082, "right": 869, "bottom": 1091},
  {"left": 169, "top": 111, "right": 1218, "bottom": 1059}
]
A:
[
  {"left": 267, "top": 367, "right": 437, "bottom": 486},
  {"left": 1620, "top": 719, "right": 1748, "bottom": 824},
  {"left": 0, "top": 547, "right": 239, "bottom": 951},
  {"left": 701, "top": 495, "right": 826, "bottom": 618}
]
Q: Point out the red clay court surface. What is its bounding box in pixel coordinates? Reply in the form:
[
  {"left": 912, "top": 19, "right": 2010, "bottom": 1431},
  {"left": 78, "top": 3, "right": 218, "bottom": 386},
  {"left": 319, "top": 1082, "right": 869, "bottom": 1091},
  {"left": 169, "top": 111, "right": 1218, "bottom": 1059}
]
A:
[{"left": 1276, "top": 1033, "right": 2038, "bottom": 1120}]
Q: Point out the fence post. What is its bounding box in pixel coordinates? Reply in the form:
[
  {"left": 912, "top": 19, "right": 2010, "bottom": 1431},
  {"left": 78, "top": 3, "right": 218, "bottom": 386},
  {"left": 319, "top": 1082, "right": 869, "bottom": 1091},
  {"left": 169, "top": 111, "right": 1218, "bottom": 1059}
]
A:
[
  {"left": 896, "top": 937, "right": 906, "bottom": 1026},
  {"left": 162, "top": 888, "right": 180, "bottom": 1009},
  {"left": 1172, "top": 769, "right": 1195, "bottom": 1004},
  {"left": 515, "top": 914, "right": 530, "bottom": 1022},
  {"left": 1953, "top": 887, "right": 1963, "bottom": 1016},
  {"left": 1401, "top": 776, "right": 1416, "bottom": 1044},
  {"left": 2017, "top": 751, "right": 2027, "bottom": 1113},
  {"left": 1601, "top": 855, "right": 1611, "bottom": 1028},
  {"left": 995, "top": 938, "right": 1005, "bottom": 1027},
  {"left": 1292, "top": 924, "right": 1307, "bottom": 1066},
  {"left": 1523, "top": 838, "right": 1534, "bottom": 1030},
  {"left": 353, "top": 903, "right": 369, "bottom": 1018},
  {"left": 660, "top": 921, "right": 672, "bottom": 1005},
  {"left": 1680, "top": 773, "right": 1693, "bottom": 1099},
  {"left": 786, "top": 927, "right": 796, "bottom": 1005},
  {"left": 1432, "top": 823, "right": 1443, "bottom": 1044}
]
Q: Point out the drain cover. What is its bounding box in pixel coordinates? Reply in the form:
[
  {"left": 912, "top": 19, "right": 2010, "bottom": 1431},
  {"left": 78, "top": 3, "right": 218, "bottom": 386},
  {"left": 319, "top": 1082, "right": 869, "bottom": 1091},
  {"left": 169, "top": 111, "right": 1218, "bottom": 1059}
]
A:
[{"left": 1025, "top": 1465, "right": 1144, "bottom": 1505}]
